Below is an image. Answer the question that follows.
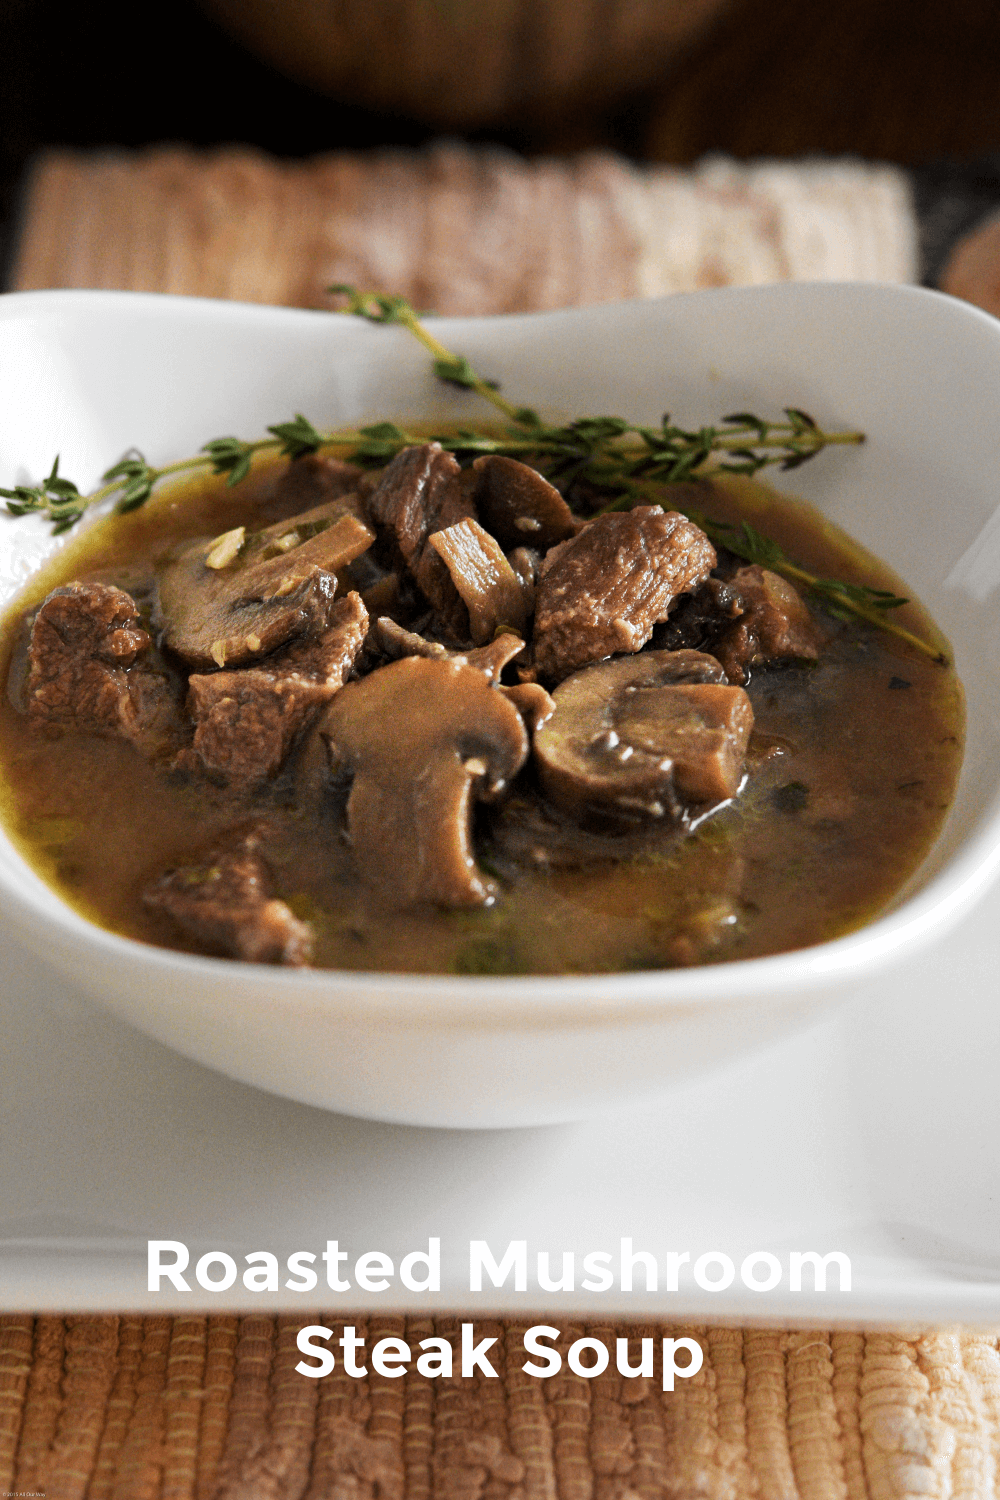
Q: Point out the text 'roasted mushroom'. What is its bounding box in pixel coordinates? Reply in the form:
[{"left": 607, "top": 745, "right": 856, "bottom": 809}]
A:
[
  {"left": 535, "top": 650, "right": 754, "bottom": 819},
  {"left": 320, "top": 656, "right": 529, "bottom": 909}
]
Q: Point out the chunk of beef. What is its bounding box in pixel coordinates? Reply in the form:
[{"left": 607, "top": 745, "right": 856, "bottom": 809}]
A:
[
  {"left": 143, "top": 832, "right": 312, "bottom": 965},
  {"left": 179, "top": 592, "right": 368, "bottom": 784},
  {"left": 470, "top": 455, "right": 578, "bottom": 551},
  {"left": 251, "top": 453, "right": 372, "bottom": 525},
  {"left": 532, "top": 506, "right": 716, "bottom": 682},
  {"left": 711, "top": 566, "right": 825, "bottom": 684},
  {"left": 23, "top": 582, "right": 186, "bottom": 757},
  {"left": 156, "top": 500, "right": 374, "bottom": 669},
  {"left": 656, "top": 575, "right": 741, "bottom": 653},
  {"left": 366, "top": 443, "right": 474, "bottom": 637}
]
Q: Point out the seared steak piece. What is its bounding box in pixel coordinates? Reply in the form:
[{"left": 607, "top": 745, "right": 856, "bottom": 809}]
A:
[
  {"left": 252, "top": 453, "right": 372, "bottom": 524},
  {"left": 24, "top": 582, "right": 185, "bottom": 757},
  {"left": 143, "top": 832, "right": 312, "bottom": 965},
  {"left": 367, "top": 443, "right": 474, "bottom": 637},
  {"left": 665, "top": 565, "right": 824, "bottom": 683},
  {"left": 711, "top": 565, "right": 825, "bottom": 683},
  {"left": 532, "top": 506, "right": 716, "bottom": 682},
  {"left": 180, "top": 592, "right": 368, "bottom": 784}
]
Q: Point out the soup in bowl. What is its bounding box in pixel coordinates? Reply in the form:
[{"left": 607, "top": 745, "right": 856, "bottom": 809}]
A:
[{"left": 0, "top": 283, "right": 998, "bottom": 1127}]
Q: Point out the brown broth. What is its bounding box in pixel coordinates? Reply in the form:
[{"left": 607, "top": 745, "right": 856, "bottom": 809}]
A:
[{"left": 0, "top": 464, "right": 964, "bottom": 974}]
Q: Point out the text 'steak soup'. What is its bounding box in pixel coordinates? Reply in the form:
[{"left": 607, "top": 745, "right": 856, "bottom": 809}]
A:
[{"left": 0, "top": 436, "right": 963, "bottom": 976}]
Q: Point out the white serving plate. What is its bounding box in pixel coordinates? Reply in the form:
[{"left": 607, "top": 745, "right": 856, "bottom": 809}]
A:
[
  {"left": 1, "top": 892, "right": 998, "bottom": 1325},
  {"left": 1, "top": 284, "right": 999, "bottom": 1130}
]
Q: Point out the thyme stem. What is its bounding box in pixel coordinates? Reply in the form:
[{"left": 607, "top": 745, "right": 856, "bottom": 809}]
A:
[
  {"left": 2, "top": 285, "right": 941, "bottom": 662},
  {"left": 327, "top": 284, "right": 529, "bottom": 424}
]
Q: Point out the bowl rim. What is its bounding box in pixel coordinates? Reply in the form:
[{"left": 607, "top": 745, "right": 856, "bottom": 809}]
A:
[{"left": 1, "top": 280, "right": 999, "bottom": 1026}]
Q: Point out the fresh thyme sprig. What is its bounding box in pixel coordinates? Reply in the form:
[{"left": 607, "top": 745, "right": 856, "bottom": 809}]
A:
[
  {"left": 681, "top": 514, "right": 942, "bottom": 661},
  {"left": 1, "top": 285, "right": 942, "bottom": 660}
]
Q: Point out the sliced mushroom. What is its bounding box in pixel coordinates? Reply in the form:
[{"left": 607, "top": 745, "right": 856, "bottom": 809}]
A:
[
  {"left": 374, "top": 617, "right": 526, "bottom": 683},
  {"left": 320, "top": 656, "right": 529, "bottom": 908},
  {"left": 499, "top": 681, "right": 556, "bottom": 734},
  {"left": 156, "top": 499, "right": 375, "bottom": 669},
  {"left": 507, "top": 546, "right": 541, "bottom": 614},
  {"left": 534, "top": 650, "right": 754, "bottom": 818},
  {"left": 180, "top": 592, "right": 369, "bottom": 785},
  {"left": 471, "top": 455, "right": 578, "bottom": 551},
  {"left": 366, "top": 443, "right": 473, "bottom": 635},
  {"left": 427, "top": 517, "right": 528, "bottom": 644}
]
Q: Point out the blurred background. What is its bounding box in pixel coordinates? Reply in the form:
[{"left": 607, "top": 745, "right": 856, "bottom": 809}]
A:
[{"left": 3, "top": 0, "right": 1000, "bottom": 309}]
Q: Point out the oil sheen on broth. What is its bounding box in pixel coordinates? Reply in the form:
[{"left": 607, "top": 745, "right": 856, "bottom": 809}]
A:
[{"left": 0, "top": 450, "right": 964, "bottom": 975}]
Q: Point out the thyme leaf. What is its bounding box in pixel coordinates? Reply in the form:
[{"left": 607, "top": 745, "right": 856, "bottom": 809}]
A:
[{"left": 267, "top": 413, "right": 326, "bottom": 460}]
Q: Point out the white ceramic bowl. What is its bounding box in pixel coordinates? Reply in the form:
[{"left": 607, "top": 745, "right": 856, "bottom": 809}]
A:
[{"left": 2, "top": 284, "right": 1000, "bottom": 1129}]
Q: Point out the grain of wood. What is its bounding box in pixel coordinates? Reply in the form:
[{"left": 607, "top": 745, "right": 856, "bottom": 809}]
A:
[
  {"left": 0, "top": 1313, "right": 33, "bottom": 1491},
  {"left": 14, "top": 1315, "right": 66, "bottom": 1494},
  {"left": 11, "top": 143, "right": 916, "bottom": 321},
  {"left": 198, "top": 0, "right": 728, "bottom": 130}
]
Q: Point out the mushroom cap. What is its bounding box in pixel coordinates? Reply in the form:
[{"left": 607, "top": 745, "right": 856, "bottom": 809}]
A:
[
  {"left": 321, "top": 656, "right": 529, "bottom": 908},
  {"left": 471, "top": 454, "right": 578, "bottom": 552},
  {"left": 534, "top": 649, "right": 754, "bottom": 819},
  {"left": 156, "top": 499, "right": 374, "bottom": 668}
]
